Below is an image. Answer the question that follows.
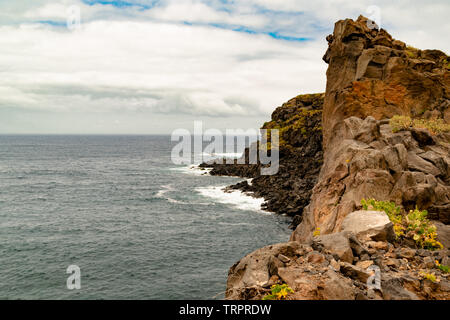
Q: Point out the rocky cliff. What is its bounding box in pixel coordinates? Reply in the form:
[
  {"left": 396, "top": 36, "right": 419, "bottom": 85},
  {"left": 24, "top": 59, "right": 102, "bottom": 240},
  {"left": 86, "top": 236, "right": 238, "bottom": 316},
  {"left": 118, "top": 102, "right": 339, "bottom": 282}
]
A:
[
  {"left": 291, "top": 15, "right": 450, "bottom": 243},
  {"left": 214, "top": 16, "right": 450, "bottom": 300}
]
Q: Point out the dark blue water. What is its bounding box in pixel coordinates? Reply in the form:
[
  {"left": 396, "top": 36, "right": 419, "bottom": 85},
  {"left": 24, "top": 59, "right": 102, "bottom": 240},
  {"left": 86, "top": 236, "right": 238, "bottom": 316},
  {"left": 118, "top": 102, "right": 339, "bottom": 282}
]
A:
[{"left": 0, "top": 135, "right": 291, "bottom": 299}]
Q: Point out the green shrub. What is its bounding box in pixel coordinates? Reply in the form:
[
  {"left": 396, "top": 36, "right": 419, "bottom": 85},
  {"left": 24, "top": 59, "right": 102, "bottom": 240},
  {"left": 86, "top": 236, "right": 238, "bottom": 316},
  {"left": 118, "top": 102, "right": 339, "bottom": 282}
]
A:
[
  {"left": 360, "top": 199, "right": 443, "bottom": 250},
  {"left": 405, "top": 208, "right": 443, "bottom": 250},
  {"left": 263, "top": 284, "right": 294, "bottom": 300},
  {"left": 420, "top": 272, "right": 438, "bottom": 283},
  {"left": 435, "top": 260, "right": 449, "bottom": 273}
]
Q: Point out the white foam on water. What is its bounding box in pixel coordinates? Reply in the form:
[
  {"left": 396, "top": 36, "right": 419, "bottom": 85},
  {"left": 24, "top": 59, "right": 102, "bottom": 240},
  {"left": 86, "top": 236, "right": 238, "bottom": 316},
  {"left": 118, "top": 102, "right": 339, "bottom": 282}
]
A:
[
  {"left": 170, "top": 165, "right": 212, "bottom": 176},
  {"left": 155, "top": 184, "right": 174, "bottom": 198},
  {"left": 201, "top": 152, "right": 242, "bottom": 159},
  {"left": 156, "top": 184, "right": 188, "bottom": 204},
  {"left": 195, "top": 185, "right": 268, "bottom": 213}
]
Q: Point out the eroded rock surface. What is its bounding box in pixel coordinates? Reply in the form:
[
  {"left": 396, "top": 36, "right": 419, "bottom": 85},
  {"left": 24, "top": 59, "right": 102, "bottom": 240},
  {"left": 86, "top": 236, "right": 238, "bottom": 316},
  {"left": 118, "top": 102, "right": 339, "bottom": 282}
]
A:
[
  {"left": 292, "top": 15, "right": 450, "bottom": 243},
  {"left": 224, "top": 16, "right": 449, "bottom": 300},
  {"left": 226, "top": 233, "right": 450, "bottom": 300}
]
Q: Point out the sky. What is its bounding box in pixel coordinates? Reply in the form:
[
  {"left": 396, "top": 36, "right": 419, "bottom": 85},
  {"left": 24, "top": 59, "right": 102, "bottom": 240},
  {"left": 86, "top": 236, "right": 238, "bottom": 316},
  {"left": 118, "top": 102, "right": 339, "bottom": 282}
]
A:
[{"left": 0, "top": 0, "right": 449, "bottom": 134}]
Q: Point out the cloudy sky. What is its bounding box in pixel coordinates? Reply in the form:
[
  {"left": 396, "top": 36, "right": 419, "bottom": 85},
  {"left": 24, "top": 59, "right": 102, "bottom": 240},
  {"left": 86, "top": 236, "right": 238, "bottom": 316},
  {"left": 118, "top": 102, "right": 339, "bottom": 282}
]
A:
[{"left": 0, "top": 0, "right": 449, "bottom": 134}]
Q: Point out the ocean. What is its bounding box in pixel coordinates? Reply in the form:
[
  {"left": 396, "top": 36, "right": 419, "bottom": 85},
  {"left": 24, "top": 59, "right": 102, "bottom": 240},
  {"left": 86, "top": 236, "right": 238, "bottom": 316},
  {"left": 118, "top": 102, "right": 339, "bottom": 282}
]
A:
[{"left": 0, "top": 135, "right": 291, "bottom": 299}]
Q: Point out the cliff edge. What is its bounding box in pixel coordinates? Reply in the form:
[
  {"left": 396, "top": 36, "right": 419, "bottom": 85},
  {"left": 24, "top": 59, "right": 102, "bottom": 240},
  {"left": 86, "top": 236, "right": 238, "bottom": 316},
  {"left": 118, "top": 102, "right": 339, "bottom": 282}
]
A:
[{"left": 225, "top": 16, "right": 450, "bottom": 300}]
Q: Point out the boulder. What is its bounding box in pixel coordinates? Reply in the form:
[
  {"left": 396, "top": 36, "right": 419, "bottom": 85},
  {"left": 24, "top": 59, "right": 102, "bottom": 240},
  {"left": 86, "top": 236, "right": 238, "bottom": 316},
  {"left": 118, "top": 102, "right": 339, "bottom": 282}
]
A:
[
  {"left": 319, "top": 270, "right": 355, "bottom": 300},
  {"left": 382, "top": 276, "right": 420, "bottom": 300},
  {"left": 226, "top": 242, "right": 300, "bottom": 299},
  {"left": 339, "top": 261, "right": 371, "bottom": 283},
  {"left": 340, "top": 210, "right": 395, "bottom": 242},
  {"left": 407, "top": 152, "right": 441, "bottom": 176},
  {"left": 312, "top": 232, "right": 354, "bottom": 263}
]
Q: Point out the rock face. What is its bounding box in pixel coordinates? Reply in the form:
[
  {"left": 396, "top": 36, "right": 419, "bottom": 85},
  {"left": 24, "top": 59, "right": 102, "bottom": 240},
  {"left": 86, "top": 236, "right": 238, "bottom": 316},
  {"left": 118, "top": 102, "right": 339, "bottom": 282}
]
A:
[
  {"left": 223, "top": 16, "right": 450, "bottom": 300},
  {"left": 201, "top": 93, "right": 324, "bottom": 224},
  {"left": 292, "top": 16, "right": 450, "bottom": 243},
  {"left": 321, "top": 15, "right": 450, "bottom": 148},
  {"left": 225, "top": 233, "right": 450, "bottom": 300},
  {"left": 291, "top": 114, "right": 450, "bottom": 242}
]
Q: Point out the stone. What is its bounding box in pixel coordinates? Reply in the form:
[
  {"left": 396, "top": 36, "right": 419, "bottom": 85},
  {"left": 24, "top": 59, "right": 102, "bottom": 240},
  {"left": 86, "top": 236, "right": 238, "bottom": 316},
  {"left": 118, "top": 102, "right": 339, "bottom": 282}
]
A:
[
  {"left": 329, "top": 259, "right": 340, "bottom": 272},
  {"left": 340, "top": 210, "right": 395, "bottom": 242},
  {"left": 349, "top": 235, "right": 369, "bottom": 256},
  {"left": 410, "top": 128, "right": 436, "bottom": 147},
  {"left": 225, "top": 242, "right": 300, "bottom": 299},
  {"left": 356, "top": 260, "right": 374, "bottom": 269},
  {"left": 382, "top": 144, "right": 407, "bottom": 173},
  {"left": 339, "top": 261, "right": 371, "bottom": 283},
  {"left": 417, "top": 249, "right": 431, "bottom": 257},
  {"left": 396, "top": 248, "right": 416, "bottom": 260},
  {"left": 313, "top": 232, "right": 354, "bottom": 263},
  {"left": 319, "top": 270, "right": 355, "bottom": 300},
  {"left": 262, "top": 275, "right": 279, "bottom": 288},
  {"left": 382, "top": 277, "right": 420, "bottom": 300},
  {"left": 277, "top": 254, "right": 291, "bottom": 264},
  {"left": 367, "top": 241, "right": 389, "bottom": 251},
  {"left": 407, "top": 152, "right": 441, "bottom": 177},
  {"left": 423, "top": 256, "right": 435, "bottom": 269},
  {"left": 442, "top": 256, "right": 450, "bottom": 266},
  {"left": 433, "top": 221, "right": 450, "bottom": 248},
  {"left": 268, "top": 256, "right": 284, "bottom": 276},
  {"left": 385, "top": 258, "right": 401, "bottom": 269},
  {"left": 306, "top": 252, "right": 325, "bottom": 264}
]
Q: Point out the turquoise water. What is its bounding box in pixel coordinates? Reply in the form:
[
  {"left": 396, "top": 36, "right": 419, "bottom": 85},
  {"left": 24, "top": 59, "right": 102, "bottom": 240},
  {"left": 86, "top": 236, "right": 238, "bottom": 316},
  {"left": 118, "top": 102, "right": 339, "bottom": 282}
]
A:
[{"left": 0, "top": 135, "right": 291, "bottom": 299}]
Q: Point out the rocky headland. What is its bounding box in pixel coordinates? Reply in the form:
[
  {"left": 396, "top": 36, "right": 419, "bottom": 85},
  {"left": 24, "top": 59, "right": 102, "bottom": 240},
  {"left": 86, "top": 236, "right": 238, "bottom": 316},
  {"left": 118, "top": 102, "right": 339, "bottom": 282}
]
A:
[{"left": 203, "top": 16, "right": 450, "bottom": 300}]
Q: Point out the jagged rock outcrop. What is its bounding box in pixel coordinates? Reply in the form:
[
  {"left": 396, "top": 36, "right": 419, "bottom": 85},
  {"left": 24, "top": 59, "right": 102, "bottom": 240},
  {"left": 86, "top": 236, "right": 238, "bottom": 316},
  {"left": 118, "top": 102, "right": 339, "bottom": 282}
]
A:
[
  {"left": 292, "top": 16, "right": 450, "bottom": 243},
  {"left": 225, "top": 15, "right": 450, "bottom": 300},
  {"left": 226, "top": 230, "right": 450, "bottom": 300},
  {"left": 200, "top": 93, "right": 324, "bottom": 222},
  {"left": 321, "top": 15, "right": 450, "bottom": 148}
]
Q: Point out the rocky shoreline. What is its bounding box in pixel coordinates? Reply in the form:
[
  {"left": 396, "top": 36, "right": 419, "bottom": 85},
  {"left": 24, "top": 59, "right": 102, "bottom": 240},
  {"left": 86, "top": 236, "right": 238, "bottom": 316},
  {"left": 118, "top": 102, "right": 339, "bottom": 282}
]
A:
[
  {"left": 200, "top": 93, "right": 324, "bottom": 228},
  {"left": 203, "top": 15, "right": 450, "bottom": 300}
]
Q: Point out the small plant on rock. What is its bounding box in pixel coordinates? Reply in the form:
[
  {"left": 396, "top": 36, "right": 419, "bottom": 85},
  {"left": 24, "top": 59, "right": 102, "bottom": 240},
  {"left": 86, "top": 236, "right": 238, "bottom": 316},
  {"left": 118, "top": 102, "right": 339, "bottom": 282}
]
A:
[
  {"left": 405, "top": 208, "right": 443, "bottom": 250},
  {"left": 360, "top": 199, "right": 443, "bottom": 250},
  {"left": 420, "top": 272, "right": 439, "bottom": 283},
  {"left": 435, "top": 260, "right": 449, "bottom": 273},
  {"left": 263, "top": 284, "right": 294, "bottom": 300},
  {"left": 313, "top": 227, "right": 321, "bottom": 237},
  {"left": 361, "top": 199, "right": 404, "bottom": 237},
  {"left": 389, "top": 115, "right": 450, "bottom": 135},
  {"left": 390, "top": 115, "right": 412, "bottom": 133}
]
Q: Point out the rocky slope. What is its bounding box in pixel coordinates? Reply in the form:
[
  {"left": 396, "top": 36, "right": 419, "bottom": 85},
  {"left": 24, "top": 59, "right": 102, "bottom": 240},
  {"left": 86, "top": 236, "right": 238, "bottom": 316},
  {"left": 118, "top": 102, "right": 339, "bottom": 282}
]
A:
[{"left": 217, "top": 16, "right": 450, "bottom": 300}]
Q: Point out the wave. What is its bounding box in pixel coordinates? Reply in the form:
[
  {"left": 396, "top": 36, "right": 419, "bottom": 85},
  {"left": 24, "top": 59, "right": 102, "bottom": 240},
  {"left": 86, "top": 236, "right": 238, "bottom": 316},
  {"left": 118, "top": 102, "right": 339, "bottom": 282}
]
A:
[
  {"left": 156, "top": 184, "right": 189, "bottom": 204},
  {"left": 201, "top": 152, "right": 242, "bottom": 159},
  {"left": 169, "top": 165, "right": 212, "bottom": 176},
  {"left": 195, "top": 185, "right": 268, "bottom": 213}
]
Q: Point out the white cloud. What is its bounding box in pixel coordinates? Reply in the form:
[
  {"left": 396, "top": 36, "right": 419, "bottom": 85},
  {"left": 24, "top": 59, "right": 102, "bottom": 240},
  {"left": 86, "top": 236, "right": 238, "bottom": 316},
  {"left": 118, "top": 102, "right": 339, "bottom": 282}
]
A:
[{"left": 0, "top": 0, "right": 448, "bottom": 133}]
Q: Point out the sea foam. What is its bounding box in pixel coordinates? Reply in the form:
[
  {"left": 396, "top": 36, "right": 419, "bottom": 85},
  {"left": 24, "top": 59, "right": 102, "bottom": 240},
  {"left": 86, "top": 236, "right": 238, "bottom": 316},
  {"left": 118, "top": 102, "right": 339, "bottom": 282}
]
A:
[{"left": 195, "top": 185, "right": 267, "bottom": 213}]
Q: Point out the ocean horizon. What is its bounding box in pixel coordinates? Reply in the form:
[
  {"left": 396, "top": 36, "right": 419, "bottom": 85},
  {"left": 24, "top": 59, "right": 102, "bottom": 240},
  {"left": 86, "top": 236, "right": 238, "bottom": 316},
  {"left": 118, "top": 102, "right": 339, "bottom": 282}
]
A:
[{"left": 0, "top": 134, "right": 291, "bottom": 299}]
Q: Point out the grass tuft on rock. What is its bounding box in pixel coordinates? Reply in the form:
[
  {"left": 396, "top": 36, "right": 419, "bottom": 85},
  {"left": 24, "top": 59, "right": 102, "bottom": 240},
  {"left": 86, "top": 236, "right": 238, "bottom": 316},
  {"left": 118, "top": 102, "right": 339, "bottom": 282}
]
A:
[
  {"left": 390, "top": 115, "right": 450, "bottom": 135},
  {"left": 361, "top": 199, "right": 443, "bottom": 250}
]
